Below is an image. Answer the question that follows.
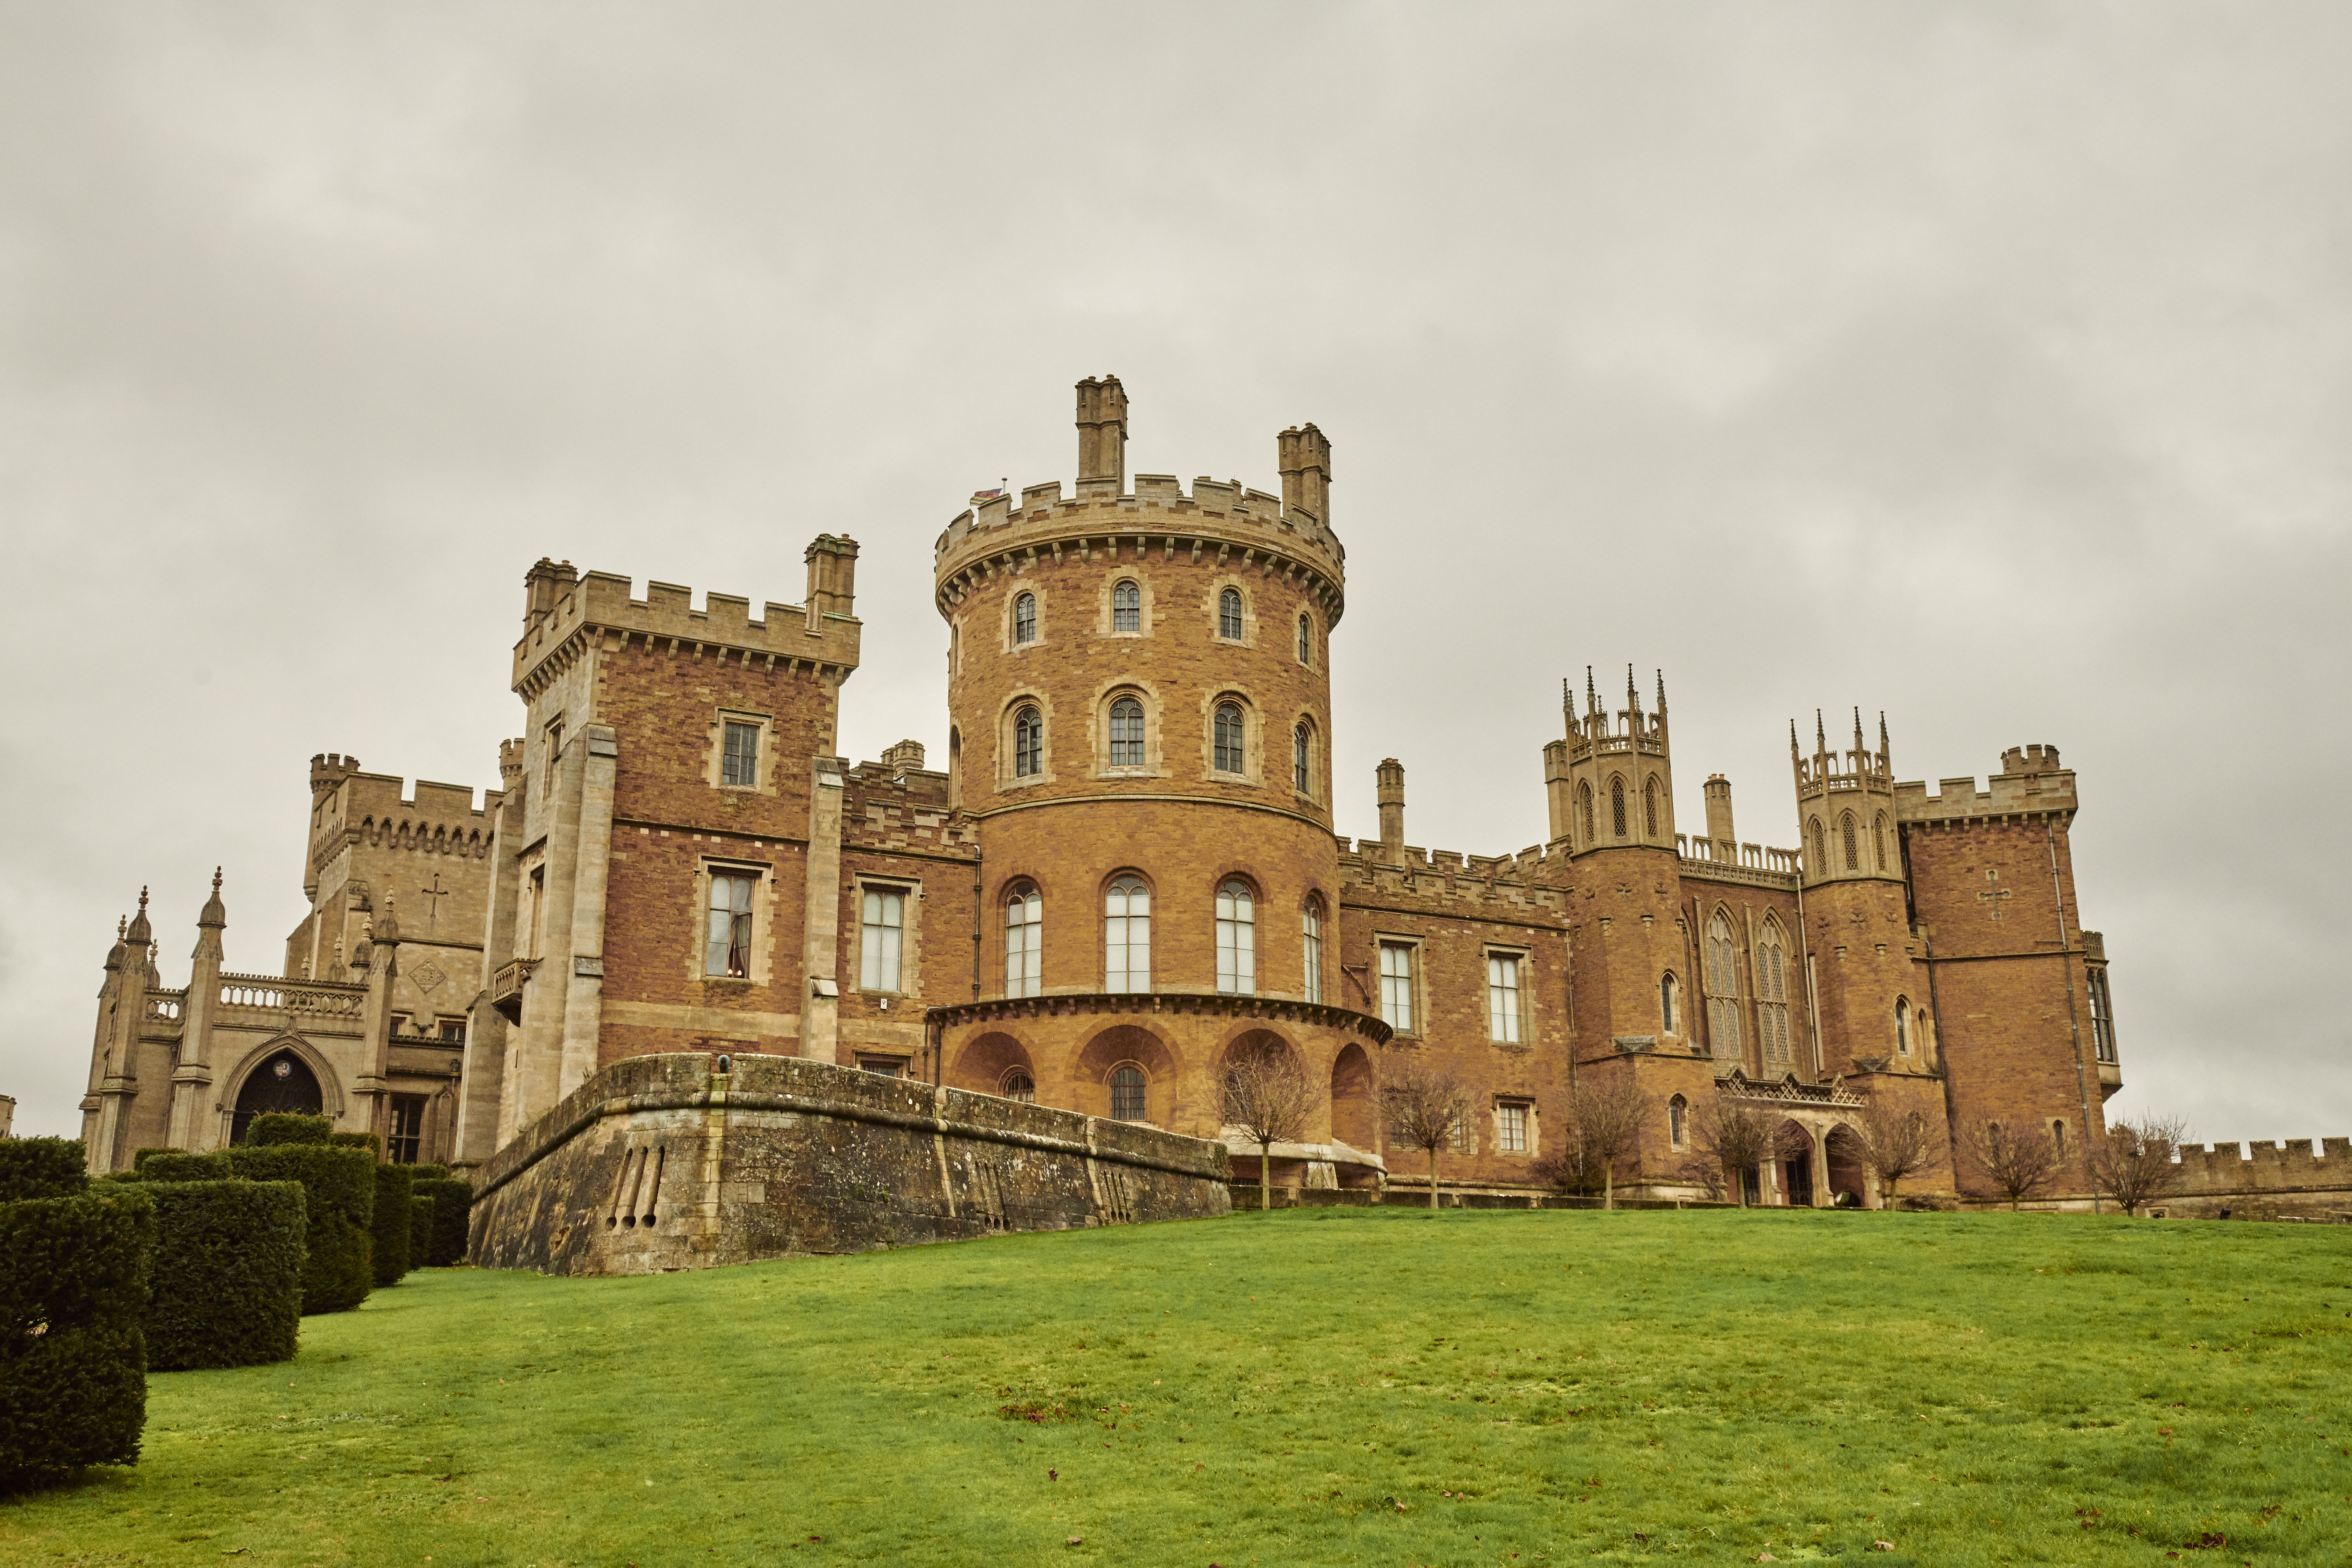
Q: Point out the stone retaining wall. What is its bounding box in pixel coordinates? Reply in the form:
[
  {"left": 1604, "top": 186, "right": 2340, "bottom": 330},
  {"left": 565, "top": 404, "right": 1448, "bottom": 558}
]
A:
[{"left": 469, "top": 1052, "right": 1231, "bottom": 1274}]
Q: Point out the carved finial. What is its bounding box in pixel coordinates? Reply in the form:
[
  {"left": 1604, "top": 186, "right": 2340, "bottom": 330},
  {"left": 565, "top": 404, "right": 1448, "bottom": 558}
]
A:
[
  {"left": 117, "top": 915, "right": 127, "bottom": 940},
  {"left": 1853, "top": 706, "right": 1867, "bottom": 757},
  {"left": 1655, "top": 669, "right": 1668, "bottom": 715},
  {"left": 198, "top": 867, "right": 227, "bottom": 929},
  {"left": 1585, "top": 666, "right": 1599, "bottom": 720},
  {"left": 1878, "top": 711, "right": 1891, "bottom": 765},
  {"left": 126, "top": 886, "right": 152, "bottom": 944},
  {"left": 1815, "top": 710, "right": 1828, "bottom": 755},
  {"left": 1789, "top": 720, "right": 1800, "bottom": 759}
]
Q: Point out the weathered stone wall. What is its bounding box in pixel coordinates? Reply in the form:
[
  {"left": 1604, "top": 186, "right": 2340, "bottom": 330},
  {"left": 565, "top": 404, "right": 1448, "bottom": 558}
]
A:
[
  {"left": 2146, "top": 1138, "right": 2352, "bottom": 1221},
  {"left": 467, "top": 1051, "right": 1231, "bottom": 1274}
]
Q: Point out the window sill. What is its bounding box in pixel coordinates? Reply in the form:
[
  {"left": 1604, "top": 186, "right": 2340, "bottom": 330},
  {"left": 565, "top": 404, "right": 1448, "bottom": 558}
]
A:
[{"left": 701, "top": 975, "right": 757, "bottom": 988}]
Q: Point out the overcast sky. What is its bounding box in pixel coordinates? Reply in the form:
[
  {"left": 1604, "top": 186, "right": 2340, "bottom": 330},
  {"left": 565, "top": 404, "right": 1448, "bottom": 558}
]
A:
[{"left": 3, "top": 3, "right": 2345, "bottom": 1144}]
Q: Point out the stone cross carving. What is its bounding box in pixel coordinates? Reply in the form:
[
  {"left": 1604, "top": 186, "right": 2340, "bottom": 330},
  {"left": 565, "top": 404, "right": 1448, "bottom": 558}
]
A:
[
  {"left": 1978, "top": 869, "right": 2013, "bottom": 922},
  {"left": 421, "top": 873, "right": 450, "bottom": 931}
]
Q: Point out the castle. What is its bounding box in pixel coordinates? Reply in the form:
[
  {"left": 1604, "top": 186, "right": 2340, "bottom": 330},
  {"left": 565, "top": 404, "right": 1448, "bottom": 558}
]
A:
[{"left": 75, "top": 376, "right": 2345, "bottom": 1236}]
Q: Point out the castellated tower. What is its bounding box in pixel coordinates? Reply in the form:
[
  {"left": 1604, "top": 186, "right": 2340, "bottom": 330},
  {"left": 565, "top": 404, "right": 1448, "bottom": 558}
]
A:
[{"left": 928, "top": 377, "right": 1390, "bottom": 1173}]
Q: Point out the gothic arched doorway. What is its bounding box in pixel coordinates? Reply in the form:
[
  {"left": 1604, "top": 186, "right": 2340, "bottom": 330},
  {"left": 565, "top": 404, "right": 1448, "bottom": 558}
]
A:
[{"left": 232, "top": 1050, "right": 324, "bottom": 1145}]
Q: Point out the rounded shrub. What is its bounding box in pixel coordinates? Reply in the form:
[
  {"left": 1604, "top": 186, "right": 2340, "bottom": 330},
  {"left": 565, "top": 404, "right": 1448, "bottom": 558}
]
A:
[
  {"left": 227, "top": 1145, "right": 374, "bottom": 1314},
  {"left": 0, "top": 1169, "right": 155, "bottom": 1491},
  {"left": 245, "top": 1113, "right": 333, "bottom": 1147},
  {"left": 370, "top": 1163, "right": 414, "bottom": 1287},
  {"left": 143, "top": 1181, "right": 305, "bottom": 1371},
  {"left": 413, "top": 1178, "right": 474, "bottom": 1266}
]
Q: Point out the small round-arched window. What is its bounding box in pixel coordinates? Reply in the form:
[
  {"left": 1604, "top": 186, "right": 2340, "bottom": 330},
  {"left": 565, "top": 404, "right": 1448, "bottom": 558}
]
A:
[
  {"left": 1895, "top": 997, "right": 1911, "bottom": 1054},
  {"left": 1109, "top": 697, "right": 1144, "bottom": 768},
  {"left": 1013, "top": 706, "right": 1043, "bottom": 778},
  {"left": 1214, "top": 702, "right": 1245, "bottom": 774},
  {"left": 1218, "top": 587, "right": 1244, "bottom": 640},
  {"left": 1296, "top": 612, "right": 1312, "bottom": 665},
  {"left": 1668, "top": 1094, "right": 1689, "bottom": 1149},
  {"left": 1112, "top": 579, "right": 1141, "bottom": 633},
  {"left": 1013, "top": 592, "right": 1037, "bottom": 646},
  {"left": 1000, "top": 1067, "right": 1036, "bottom": 1104},
  {"left": 1110, "top": 1064, "right": 1148, "bottom": 1122}
]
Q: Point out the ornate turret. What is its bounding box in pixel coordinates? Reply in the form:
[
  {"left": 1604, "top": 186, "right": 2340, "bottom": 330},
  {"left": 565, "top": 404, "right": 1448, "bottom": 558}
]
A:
[
  {"left": 1792, "top": 708, "right": 1900, "bottom": 886},
  {"left": 1544, "top": 667, "right": 1676, "bottom": 853}
]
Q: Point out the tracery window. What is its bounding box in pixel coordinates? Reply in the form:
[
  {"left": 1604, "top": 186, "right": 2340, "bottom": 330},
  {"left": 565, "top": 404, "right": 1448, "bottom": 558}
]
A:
[
  {"left": 1013, "top": 706, "right": 1043, "bottom": 779},
  {"left": 1109, "top": 697, "right": 1145, "bottom": 768},
  {"left": 1610, "top": 777, "right": 1628, "bottom": 838},
  {"left": 1301, "top": 898, "right": 1324, "bottom": 1003},
  {"left": 1111, "top": 1064, "right": 1148, "bottom": 1122},
  {"left": 1704, "top": 913, "right": 1743, "bottom": 1060},
  {"left": 1642, "top": 777, "right": 1659, "bottom": 838},
  {"left": 1004, "top": 884, "right": 1042, "bottom": 998},
  {"left": 1488, "top": 953, "right": 1521, "bottom": 1043},
  {"left": 1578, "top": 782, "right": 1594, "bottom": 844},
  {"left": 1215, "top": 879, "right": 1256, "bottom": 995},
  {"left": 1013, "top": 592, "right": 1037, "bottom": 645},
  {"left": 1808, "top": 818, "right": 1826, "bottom": 875},
  {"left": 1756, "top": 920, "right": 1793, "bottom": 1071},
  {"left": 1841, "top": 812, "right": 1859, "bottom": 872},
  {"left": 1293, "top": 722, "right": 1312, "bottom": 794},
  {"left": 1104, "top": 875, "right": 1151, "bottom": 993},
  {"left": 1214, "top": 702, "right": 1246, "bottom": 774},
  {"left": 1874, "top": 814, "right": 1889, "bottom": 873},
  {"left": 1218, "top": 587, "right": 1244, "bottom": 640},
  {"left": 1112, "top": 579, "right": 1141, "bottom": 633}
]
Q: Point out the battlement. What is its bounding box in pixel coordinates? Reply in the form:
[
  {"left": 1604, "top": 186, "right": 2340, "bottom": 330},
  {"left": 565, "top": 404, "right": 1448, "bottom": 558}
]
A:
[
  {"left": 498, "top": 737, "right": 525, "bottom": 787},
  {"left": 513, "top": 552, "right": 863, "bottom": 695},
  {"left": 1334, "top": 836, "right": 1569, "bottom": 912},
  {"left": 309, "top": 753, "right": 361, "bottom": 794},
  {"left": 1896, "top": 746, "right": 2079, "bottom": 824},
  {"left": 932, "top": 473, "right": 1348, "bottom": 622},
  {"left": 316, "top": 766, "right": 501, "bottom": 823},
  {"left": 2165, "top": 1138, "right": 2352, "bottom": 1198}
]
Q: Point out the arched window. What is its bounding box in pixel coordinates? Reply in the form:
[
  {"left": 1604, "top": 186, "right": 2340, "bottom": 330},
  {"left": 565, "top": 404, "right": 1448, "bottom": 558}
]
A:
[
  {"left": 1894, "top": 996, "right": 1911, "bottom": 1055},
  {"left": 1756, "top": 921, "right": 1792, "bottom": 1070},
  {"left": 1610, "top": 777, "right": 1628, "bottom": 838},
  {"left": 1297, "top": 613, "right": 1313, "bottom": 665},
  {"left": 1013, "top": 706, "right": 1043, "bottom": 778},
  {"left": 1110, "top": 1064, "right": 1148, "bottom": 1122},
  {"left": 1704, "top": 913, "right": 1743, "bottom": 1060},
  {"left": 2051, "top": 1120, "right": 2068, "bottom": 1159},
  {"left": 2088, "top": 967, "right": 2118, "bottom": 1063},
  {"left": 1218, "top": 586, "right": 1243, "bottom": 640},
  {"left": 1668, "top": 1094, "right": 1689, "bottom": 1150},
  {"left": 1660, "top": 971, "right": 1679, "bottom": 1034},
  {"left": 1292, "top": 722, "right": 1312, "bottom": 794},
  {"left": 1214, "top": 702, "right": 1246, "bottom": 774},
  {"left": 1013, "top": 592, "right": 1037, "bottom": 646},
  {"left": 1216, "top": 879, "right": 1256, "bottom": 995},
  {"left": 1109, "top": 697, "right": 1145, "bottom": 768},
  {"left": 1104, "top": 875, "right": 1150, "bottom": 993},
  {"left": 1112, "top": 579, "right": 1141, "bottom": 633},
  {"left": 1003, "top": 884, "right": 1042, "bottom": 998},
  {"left": 1840, "top": 812, "right": 1858, "bottom": 871},
  {"left": 232, "top": 1050, "right": 324, "bottom": 1147},
  {"left": 1873, "top": 813, "right": 1889, "bottom": 873},
  {"left": 1000, "top": 1067, "right": 1036, "bottom": 1103},
  {"left": 1577, "top": 782, "right": 1594, "bottom": 844},
  {"left": 1643, "top": 777, "right": 1659, "bottom": 838},
  {"left": 1301, "top": 897, "right": 1324, "bottom": 1002},
  {"left": 1807, "top": 818, "right": 1826, "bottom": 874}
]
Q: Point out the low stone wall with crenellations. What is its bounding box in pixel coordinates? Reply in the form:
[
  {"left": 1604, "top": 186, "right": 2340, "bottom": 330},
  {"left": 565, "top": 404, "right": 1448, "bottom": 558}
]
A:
[
  {"left": 2149, "top": 1138, "right": 2352, "bottom": 1221},
  {"left": 467, "top": 1051, "right": 1232, "bottom": 1274}
]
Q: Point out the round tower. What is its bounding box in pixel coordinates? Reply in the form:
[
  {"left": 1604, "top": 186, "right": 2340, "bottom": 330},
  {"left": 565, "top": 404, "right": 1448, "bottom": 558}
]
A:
[{"left": 928, "top": 377, "right": 1390, "bottom": 1177}]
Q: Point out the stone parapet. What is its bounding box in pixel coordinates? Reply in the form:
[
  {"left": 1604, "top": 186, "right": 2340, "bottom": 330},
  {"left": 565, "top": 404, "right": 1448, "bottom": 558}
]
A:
[
  {"left": 513, "top": 569, "right": 862, "bottom": 698},
  {"left": 467, "top": 1051, "right": 1232, "bottom": 1274}
]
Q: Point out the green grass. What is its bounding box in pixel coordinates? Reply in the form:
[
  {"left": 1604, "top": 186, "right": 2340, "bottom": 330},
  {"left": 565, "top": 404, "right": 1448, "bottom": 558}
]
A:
[{"left": 7, "top": 1210, "right": 2352, "bottom": 1566}]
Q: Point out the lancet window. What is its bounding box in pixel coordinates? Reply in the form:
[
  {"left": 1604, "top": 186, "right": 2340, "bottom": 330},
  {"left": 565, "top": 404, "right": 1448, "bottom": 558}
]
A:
[{"left": 1756, "top": 920, "right": 1793, "bottom": 1071}]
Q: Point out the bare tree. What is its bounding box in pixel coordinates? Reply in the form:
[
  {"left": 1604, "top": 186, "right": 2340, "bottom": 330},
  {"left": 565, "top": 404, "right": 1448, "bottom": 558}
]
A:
[
  {"left": 1691, "top": 1096, "right": 1786, "bottom": 1208},
  {"left": 2093, "top": 1114, "right": 2190, "bottom": 1216},
  {"left": 1533, "top": 1074, "right": 1653, "bottom": 1209},
  {"left": 1963, "top": 1121, "right": 2063, "bottom": 1210},
  {"left": 1221, "top": 1045, "right": 1318, "bottom": 1211},
  {"left": 1855, "top": 1099, "right": 1936, "bottom": 1207},
  {"left": 1380, "top": 1053, "right": 1474, "bottom": 1210}
]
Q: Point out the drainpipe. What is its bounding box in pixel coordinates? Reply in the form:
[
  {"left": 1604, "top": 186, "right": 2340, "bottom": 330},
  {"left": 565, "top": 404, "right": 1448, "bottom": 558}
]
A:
[
  {"left": 2047, "top": 821, "right": 2100, "bottom": 1215},
  {"left": 1793, "top": 873, "right": 1825, "bottom": 1078}
]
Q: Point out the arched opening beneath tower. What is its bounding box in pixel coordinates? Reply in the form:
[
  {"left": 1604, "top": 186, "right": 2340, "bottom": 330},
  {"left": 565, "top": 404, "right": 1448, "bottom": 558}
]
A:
[
  {"left": 1073, "top": 1025, "right": 1179, "bottom": 1127},
  {"left": 1775, "top": 1118, "right": 1816, "bottom": 1207},
  {"left": 1329, "top": 1042, "right": 1376, "bottom": 1158},
  {"left": 232, "top": 1049, "right": 324, "bottom": 1145},
  {"left": 1824, "top": 1123, "right": 1870, "bottom": 1208},
  {"left": 949, "top": 1031, "right": 1036, "bottom": 1103}
]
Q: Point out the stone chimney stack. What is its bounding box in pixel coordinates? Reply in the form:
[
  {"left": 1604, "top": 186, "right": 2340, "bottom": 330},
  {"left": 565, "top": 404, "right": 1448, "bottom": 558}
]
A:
[
  {"left": 880, "top": 739, "right": 926, "bottom": 774},
  {"left": 1704, "top": 775, "right": 1736, "bottom": 848},
  {"left": 1075, "top": 374, "right": 1128, "bottom": 495},
  {"left": 803, "top": 535, "right": 860, "bottom": 631},
  {"left": 523, "top": 558, "right": 579, "bottom": 632},
  {"left": 1375, "top": 758, "right": 1406, "bottom": 853},
  {"left": 1278, "top": 423, "right": 1332, "bottom": 527}
]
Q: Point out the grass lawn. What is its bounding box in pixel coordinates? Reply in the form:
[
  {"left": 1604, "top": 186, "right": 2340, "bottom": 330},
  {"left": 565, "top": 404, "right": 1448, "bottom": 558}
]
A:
[{"left": 5, "top": 1208, "right": 2350, "bottom": 1566}]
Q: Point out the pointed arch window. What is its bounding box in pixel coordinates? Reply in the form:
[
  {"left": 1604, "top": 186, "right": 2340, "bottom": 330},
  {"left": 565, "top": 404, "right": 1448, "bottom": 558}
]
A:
[
  {"left": 1643, "top": 777, "right": 1659, "bottom": 838},
  {"left": 1109, "top": 697, "right": 1145, "bottom": 768},
  {"left": 2051, "top": 1119, "right": 2068, "bottom": 1160},
  {"left": 1610, "top": 777, "right": 1628, "bottom": 838},
  {"left": 1577, "top": 782, "right": 1595, "bottom": 845},
  {"left": 1218, "top": 587, "right": 1244, "bottom": 639},
  {"left": 1895, "top": 996, "right": 1912, "bottom": 1055},
  {"left": 1873, "top": 813, "right": 1890, "bottom": 873},
  {"left": 1112, "top": 579, "right": 1141, "bottom": 633},
  {"left": 1215, "top": 879, "right": 1256, "bottom": 995},
  {"left": 1704, "top": 913, "right": 1743, "bottom": 1060},
  {"left": 1214, "top": 702, "right": 1246, "bottom": 774},
  {"left": 1659, "top": 971, "right": 1679, "bottom": 1034},
  {"left": 1013, "top": 706, "right": 1044, "bottom": 778},
  {"left": 1013, "top": 592, "right": 1037, "bottom": 646},
  {"left": 1668, "top": 1094, "right": 1689, "bottom": 1150},
  {"left": 1808, "top": 818, "right": 1826, "bottom": 875},
  {"left": 1841, "top": 812, "right": 1859, "bottom": 871},
  {"left": 1297, "top": 612, "right": 1313, "bottom": 665},
  {"left": 1004, "top": 884, "right": 1042, "bottom": 998},
  {"left": 2087, "top": 967, "right": 2117, "bottom": 1063},
  {"left": 1756, "top": 922, "right": 1793, "bottom": 1071},
  {"left": 1104, "top": 875, "right": 1150, "bottom": 993},
  {"left": 1301, "top": 897, "right": 1324, "bottom": 1003},
  {"left": 1292, "top": 722, "right": 1312, "bottom": 794}
]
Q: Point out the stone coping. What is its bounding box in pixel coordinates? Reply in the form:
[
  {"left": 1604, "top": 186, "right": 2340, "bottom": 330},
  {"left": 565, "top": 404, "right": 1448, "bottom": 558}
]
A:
[
  {"left": 475, "top": 1051, "right": 1229, "bottom": 1201},
  {"left": 926, "top": 990, "right": 1393, "bottom": 1045}
]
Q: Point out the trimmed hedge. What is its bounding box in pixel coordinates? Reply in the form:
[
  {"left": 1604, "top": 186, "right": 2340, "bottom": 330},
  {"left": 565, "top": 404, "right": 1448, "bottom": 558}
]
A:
[
  {"left": 131, "top": 1147, "right": 181, "bottom": 1172},
  {"left": 1, "top": 1177, "right": 154, "bottom": 1491},
  {"left": 409, "top": 1196, "right": 433, "bottom": 1275},
  {"left": 0, "top": 1137, "right": 91, "bottom": 1202},
  {"left": 143, "top": 1181, "right": 304, "bottom": 1371},
  {"left": 413, "top": 1178, "right": 474, "bottom": 1266},
  {"left": 226, "top": 1145, "right": 374, "bottom": 1314},
  {"left": 370, "top": 1163, "right": 413, "bottom": 1286},
  {"left": 329, "top": 1131, "right": 381, "bottom": 1154},
  {"left": 246, "top": 1113, "right": 333, "bottom": 1147},
  {"left": 408, "top": 1163, "right": 450, "bottom": 1182},
  {"left": 142, "top": 1151, "right": 236, "bottom": 1183}
]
